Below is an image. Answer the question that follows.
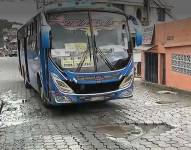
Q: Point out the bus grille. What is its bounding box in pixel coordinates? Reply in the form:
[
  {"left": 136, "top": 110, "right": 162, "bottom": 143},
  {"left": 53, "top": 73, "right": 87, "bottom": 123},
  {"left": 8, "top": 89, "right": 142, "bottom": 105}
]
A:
[{"left": 67, "top": 81, "right": 121, "bottom": 94}]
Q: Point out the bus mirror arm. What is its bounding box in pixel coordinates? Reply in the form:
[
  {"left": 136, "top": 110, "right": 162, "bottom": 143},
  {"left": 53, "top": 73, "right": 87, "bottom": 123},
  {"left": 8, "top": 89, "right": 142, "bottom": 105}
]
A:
[
  {"left": 127, "top": 15, "right": 143, "bottom": 47},
  {"left": 41, "top": 26, "right": 51, "bottom": 49}
]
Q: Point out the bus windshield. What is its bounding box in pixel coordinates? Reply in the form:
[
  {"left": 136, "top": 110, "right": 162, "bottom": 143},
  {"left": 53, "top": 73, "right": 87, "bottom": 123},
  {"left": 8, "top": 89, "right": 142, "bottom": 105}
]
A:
[{"left": 47, "top": 11, "right": 131, "bottom": 73}]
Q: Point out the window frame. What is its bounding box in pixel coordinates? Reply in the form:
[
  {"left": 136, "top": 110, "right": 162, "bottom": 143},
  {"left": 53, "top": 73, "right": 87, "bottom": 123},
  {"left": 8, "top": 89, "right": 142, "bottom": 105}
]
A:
[{"left": 157, "top": 8, "right": 166, "bottom": 21}]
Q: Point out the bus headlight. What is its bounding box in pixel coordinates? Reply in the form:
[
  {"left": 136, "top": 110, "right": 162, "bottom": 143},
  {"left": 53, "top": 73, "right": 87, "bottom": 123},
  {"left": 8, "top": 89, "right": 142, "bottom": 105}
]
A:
[
  {"left": 52, "top": 74, "right": 73, "bottom": 93},
  {"left": 120, "top": 73, "right": 134, "bottom": 89}
]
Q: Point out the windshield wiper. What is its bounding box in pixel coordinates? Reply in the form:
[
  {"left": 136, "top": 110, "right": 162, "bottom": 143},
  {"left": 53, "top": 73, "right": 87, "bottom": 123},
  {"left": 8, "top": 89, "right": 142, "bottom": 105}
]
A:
[
  {"left": 75, "top": 35, "right": 91, "bottom": 72},
  {"left": 96, "top": 47, "right": 114, "bottom": 71},
  {"left": 92, "top": 35, "right": 114, "bottom": 71},
  {"left": 76, "top": 11, "right": 114, "bottom": 72},
  {"left": 75, "top": 36, "right": 114, "bottom": 72}
]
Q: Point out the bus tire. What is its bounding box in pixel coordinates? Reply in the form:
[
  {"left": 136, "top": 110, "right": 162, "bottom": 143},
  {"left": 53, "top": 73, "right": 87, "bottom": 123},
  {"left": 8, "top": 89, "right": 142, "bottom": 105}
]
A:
[
  {"left": 39, "top": 84, "right": 52, "bottom": 109},
  {"left": 23, "top": 69, "right": 31, "bottom": 89}
]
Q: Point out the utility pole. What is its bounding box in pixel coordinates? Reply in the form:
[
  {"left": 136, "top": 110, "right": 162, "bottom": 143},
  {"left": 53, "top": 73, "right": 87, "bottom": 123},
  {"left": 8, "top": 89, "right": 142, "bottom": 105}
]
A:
[{"left": 144, "top": 0, "right": 151, "bottom": 25}]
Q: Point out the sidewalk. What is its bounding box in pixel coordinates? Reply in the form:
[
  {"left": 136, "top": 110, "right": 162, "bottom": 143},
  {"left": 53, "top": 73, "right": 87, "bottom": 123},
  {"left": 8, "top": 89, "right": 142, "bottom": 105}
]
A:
[{"left": 142, "top": 80, "right": 191, "bottom": 96}]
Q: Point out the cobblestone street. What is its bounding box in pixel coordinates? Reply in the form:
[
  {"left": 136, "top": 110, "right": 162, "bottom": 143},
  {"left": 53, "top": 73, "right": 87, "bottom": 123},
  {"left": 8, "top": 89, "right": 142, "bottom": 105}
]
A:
[{"left": 1, "top": 57, "right": 191, "bottom": 150}]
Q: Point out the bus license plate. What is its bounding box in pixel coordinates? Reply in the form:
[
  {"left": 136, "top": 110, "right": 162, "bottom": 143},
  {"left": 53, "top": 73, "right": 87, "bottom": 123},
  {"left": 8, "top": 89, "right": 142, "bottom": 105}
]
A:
[{"left": 91, "top": 96, "right": 104, "bottom": 101}]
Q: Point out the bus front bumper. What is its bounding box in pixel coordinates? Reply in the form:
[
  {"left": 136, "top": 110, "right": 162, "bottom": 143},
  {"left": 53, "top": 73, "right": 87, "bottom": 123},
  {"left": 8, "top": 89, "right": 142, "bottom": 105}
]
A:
[{"left": 50, "top": 86, "right": 133, "bottom": 105}]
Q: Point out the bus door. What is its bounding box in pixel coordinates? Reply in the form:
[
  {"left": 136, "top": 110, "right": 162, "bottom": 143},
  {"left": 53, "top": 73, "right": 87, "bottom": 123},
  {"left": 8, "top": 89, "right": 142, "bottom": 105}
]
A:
[
  {"left": 24, "top": 37, "right": 30, "bottom": 82},
  {"left": 17, "top": 40, "right": 22, "bottom": 73},
  {"left": 27, "top": 34, "right": 40, "bottom": 90}
]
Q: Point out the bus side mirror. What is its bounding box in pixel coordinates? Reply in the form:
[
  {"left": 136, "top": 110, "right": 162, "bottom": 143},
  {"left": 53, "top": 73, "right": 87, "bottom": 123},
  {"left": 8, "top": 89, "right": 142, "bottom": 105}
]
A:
[
  {"left": 127, "top": 15, "right": 143, "bottom": 46},
  {"left": 41, "top": 26, "right": 51, "bottom": 49}
]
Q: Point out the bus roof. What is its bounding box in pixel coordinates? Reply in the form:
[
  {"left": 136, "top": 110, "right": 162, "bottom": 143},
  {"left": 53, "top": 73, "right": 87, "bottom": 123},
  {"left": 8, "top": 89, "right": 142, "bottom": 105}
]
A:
[
  {"left": 44, "top": 3, "right": 124, "bottom": 15},
  {"left": 17, "top": 3, "right": 125, "bottom": 35}
]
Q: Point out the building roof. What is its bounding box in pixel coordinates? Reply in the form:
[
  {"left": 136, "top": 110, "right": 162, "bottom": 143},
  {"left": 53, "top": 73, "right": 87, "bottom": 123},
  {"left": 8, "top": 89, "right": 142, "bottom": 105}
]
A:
[
  {"left": 97, "top": 0, "right": 173, "bottom": 10},
  {"left": 43, "top": 2, "right": 124, "bottom": 14}
]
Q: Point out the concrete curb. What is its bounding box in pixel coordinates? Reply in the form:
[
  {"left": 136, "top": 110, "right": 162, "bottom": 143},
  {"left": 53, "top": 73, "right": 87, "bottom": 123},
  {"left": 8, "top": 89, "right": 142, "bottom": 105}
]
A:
[{"left": 142, "top": 81, "right": 191, "bottom": 96}]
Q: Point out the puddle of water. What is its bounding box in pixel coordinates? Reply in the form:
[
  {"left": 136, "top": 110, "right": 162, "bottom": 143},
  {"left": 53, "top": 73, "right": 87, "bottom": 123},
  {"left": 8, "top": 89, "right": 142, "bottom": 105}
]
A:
[
  {"left": 156, "top": 101, "right": 177, "bottom": 104},
  {"left": 95, "top": 123, "right": 173, "bottom": 140},
  {"left": 157, "top": 90, "right": 177, "bottom": 95},
  {"left": 95, "top": 124, "right": 142, "bottom": 138}
]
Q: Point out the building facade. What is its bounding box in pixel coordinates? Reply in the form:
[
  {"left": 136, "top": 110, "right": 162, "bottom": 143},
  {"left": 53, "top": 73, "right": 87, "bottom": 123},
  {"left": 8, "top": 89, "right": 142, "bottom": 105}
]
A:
[
  {"left": 97, "top": 0, "right": 174, "bottom": 26},
  {"left": 141, "top": 18, "right": 191, "bottom": 92}
]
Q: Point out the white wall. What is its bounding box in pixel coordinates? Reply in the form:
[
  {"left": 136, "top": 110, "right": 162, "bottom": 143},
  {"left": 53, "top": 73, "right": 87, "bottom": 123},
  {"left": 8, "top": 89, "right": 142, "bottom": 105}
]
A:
[
  {"left": 125, "top": 4, "right": 159, "bottom": 26},
  {"left": 125, "top": 5, "right": 135, "bottom": 16}
]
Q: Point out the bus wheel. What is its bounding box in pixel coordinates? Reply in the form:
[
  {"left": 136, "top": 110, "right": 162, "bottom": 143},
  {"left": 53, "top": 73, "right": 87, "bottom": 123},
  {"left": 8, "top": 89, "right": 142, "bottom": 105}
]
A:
[
  {"left": 39, "top": 85, "right": 52, "bottom": 108},
  {"left": 23, "top": 70, "right": 31, "bottom": 89}
]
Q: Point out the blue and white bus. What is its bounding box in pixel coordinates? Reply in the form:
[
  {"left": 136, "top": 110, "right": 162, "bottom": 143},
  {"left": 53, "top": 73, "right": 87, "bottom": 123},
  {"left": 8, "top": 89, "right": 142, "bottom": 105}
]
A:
[{"left": 17, "top": 2, "right": 134, "bottom": 107}]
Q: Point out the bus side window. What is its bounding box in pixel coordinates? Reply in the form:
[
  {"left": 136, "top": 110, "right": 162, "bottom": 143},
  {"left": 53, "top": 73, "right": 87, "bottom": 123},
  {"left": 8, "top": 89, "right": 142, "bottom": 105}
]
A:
[
  {"left": 18, "top": 40, "right": 21, "bottom": 55},
  {"left": 30, "top": 24, "right": 32, "bottom": 36},
  {"left": 27, "top": 26, "right": 30, "bottom": 36},
  {"left": 32, "top": 22, "right": 38, "bottom": 58},
  {"left": 20, "top": 39, "right": 24, "bottom": 54},
  {"left": 35, "top": 15, "right": 41, "bottom": 56},
  {"left": 34, "top": 20, "right": 38, "bottom": 34}
]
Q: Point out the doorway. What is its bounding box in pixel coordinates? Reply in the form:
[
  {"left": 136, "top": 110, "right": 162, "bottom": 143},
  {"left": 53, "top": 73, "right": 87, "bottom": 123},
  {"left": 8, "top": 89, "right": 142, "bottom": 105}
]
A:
[
  {"left": 137, "top": 62, "right": 141, "bottom": 77},
  {"left": 24, "top": 37, "right": 30, "bottom": 82},
  {"left": 145, "top": 52, "right": 158, "bottom": 83},
  {"left": 161, "top": 54, "right": 166, "bottom": 85}
]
